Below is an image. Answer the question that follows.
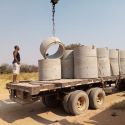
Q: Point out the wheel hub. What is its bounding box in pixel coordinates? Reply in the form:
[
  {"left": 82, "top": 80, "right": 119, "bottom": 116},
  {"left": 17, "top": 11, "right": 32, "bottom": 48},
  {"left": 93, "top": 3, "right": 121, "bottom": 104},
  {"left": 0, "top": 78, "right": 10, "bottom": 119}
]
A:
[
  {"left": 96, "top": 93, "right": 104, "bottom": 105},
  {"left": 77, "top": 97, "right": 86, "bottom": 111}
]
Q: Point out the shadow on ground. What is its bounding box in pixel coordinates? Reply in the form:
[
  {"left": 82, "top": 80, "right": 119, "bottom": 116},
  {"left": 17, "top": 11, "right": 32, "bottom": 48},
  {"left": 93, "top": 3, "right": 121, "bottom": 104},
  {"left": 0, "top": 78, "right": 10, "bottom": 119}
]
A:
[
  {"left": 0, "top": 99, "right": 68, "bottom": 124},
  {"left": 83, "top": 99, "right": 125, "bottom": 125},
  {"left": 56, "top": 119, "right": 84, "bottom": 125},
  {"left": 1, "top": 93, "right": 125, "bottom": 125}
]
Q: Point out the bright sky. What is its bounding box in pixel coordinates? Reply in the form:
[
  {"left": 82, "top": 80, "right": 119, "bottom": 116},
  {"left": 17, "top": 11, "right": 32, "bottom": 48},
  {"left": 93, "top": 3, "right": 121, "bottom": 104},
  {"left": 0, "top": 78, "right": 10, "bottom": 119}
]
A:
[{"left": 0, "top": 0, "right": 125, "bottom": 65}]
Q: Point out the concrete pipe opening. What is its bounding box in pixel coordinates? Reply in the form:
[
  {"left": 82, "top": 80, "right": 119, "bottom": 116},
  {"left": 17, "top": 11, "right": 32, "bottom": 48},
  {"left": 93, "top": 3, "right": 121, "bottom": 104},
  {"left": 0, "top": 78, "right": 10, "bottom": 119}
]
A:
[{"left": 40, "top": 37, "right": 65, "bottom": 59}]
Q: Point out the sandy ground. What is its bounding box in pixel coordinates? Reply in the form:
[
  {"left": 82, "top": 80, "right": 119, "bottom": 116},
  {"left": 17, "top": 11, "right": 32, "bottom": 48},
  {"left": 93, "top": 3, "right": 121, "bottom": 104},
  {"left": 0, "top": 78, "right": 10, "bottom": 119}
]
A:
[{"left": 0, "top": 91, "right": 125, "bottom": 125}]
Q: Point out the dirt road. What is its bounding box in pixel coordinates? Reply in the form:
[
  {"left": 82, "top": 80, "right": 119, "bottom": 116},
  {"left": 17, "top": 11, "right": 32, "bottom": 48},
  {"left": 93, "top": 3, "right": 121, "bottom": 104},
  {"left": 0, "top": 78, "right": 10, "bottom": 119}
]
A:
[{"left": 0, "top": 91, "right": 125, "bottom": 125}]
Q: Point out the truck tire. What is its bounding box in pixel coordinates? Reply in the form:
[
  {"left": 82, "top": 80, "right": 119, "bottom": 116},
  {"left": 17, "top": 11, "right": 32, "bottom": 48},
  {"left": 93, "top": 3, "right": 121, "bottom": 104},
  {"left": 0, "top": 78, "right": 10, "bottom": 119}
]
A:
[
  {"left": 42, "top": 96, "right": 46, "bottom": 105},
  {"left": 117, "top": 80, "right": 125, "bottom": 91},
  {"left": 86, "top": 88, "right": 94, "bottom": 95},
  {"left": 89, "top": 88, "right": 105, "bottom": 109},
  {"left": 68, "top": 90, "right": 89, "bottom": 115},
  {"left": 62, "top": 90, "right": 81, "bottom": 114},
  {"left": 62, "top": 92, "right": 72, "bottom": 114},
  {"left": 86, "top": 87, "right": 99, "bottom": 95},
  {"left": 41, "top": 95, "right": 59, "bottom": 108}
]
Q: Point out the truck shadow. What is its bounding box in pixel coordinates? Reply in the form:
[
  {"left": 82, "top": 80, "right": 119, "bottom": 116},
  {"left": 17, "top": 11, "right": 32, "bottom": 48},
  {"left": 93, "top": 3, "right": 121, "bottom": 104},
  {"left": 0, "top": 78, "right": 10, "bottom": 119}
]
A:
[
  {"left": 84, "top": 99, "right": 125, "bottom": 125},
  {"left": 58, "top": 93, "right": 125, "bottom": 125},
  {"left": 1, "top": 93, "right": 125, "bottom": 125},
  {"left": 56, "top": 119, "right": 84, "bottom": 125},
  {"left": 0, "top": 99, "right": 68, "bottom": 124}
]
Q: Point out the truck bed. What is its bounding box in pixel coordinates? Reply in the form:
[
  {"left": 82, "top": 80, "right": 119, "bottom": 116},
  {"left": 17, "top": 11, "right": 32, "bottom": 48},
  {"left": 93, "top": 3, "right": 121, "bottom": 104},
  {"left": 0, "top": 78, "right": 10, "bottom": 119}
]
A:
[{"left": 6, "top": 76, "right": 120, "bottom": 95}]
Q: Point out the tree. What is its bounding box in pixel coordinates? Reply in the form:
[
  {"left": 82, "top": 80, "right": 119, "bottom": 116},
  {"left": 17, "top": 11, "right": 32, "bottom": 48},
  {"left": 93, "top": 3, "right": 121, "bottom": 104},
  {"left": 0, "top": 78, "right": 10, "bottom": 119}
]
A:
[
  {"left": 0, "top": 64, "right": 38, "bottom": 74},
  {"left": 0, "top": 64, "right": 12, "bottom": 74},
  {"left": 65, "top": 43, "right": 82, "bottom": 50}
]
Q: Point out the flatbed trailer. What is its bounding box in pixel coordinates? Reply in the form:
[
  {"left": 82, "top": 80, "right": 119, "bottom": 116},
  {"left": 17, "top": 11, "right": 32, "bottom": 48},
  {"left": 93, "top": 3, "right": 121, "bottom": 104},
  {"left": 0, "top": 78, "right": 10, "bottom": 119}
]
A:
[{"left": 6, "top": 75, "right": 125, "bottom": 115}]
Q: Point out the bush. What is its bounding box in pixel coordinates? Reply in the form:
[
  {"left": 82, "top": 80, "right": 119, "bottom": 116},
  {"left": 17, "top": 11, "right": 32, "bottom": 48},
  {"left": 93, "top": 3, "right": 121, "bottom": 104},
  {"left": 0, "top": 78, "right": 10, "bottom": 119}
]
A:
[
  {"left": 0, "top": 64, "right": 12, "bottom": 74},
  {"left": 0, "top": 64, "right": 38, "bottom": 74},
  {"left": 65, "top": 43, "right": 82, "bottom": 50},
  {"left": 20, "top": 64, "right": 38, "bottom": 73}
]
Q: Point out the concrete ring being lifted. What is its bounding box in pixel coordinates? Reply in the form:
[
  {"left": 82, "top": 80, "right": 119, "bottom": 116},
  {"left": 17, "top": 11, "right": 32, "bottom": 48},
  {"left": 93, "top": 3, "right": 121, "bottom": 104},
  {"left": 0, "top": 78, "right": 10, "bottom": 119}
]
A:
[{"left": 40, "top": 37, "right": 65, "bottom": 59}]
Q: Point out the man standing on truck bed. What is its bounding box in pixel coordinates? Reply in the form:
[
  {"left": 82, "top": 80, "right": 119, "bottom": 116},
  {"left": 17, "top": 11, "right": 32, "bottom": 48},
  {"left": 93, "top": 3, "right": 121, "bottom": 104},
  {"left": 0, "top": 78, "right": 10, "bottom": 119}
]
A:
[{"left": 12, "top": 45, "right": 20, "bottom": 83}]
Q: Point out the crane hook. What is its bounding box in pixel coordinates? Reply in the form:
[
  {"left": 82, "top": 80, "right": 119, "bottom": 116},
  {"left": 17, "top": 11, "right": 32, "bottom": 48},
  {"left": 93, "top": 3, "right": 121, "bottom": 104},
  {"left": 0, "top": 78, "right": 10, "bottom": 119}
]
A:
[{"left": 51, "top": 0, "right": 59, "bottom": 5}]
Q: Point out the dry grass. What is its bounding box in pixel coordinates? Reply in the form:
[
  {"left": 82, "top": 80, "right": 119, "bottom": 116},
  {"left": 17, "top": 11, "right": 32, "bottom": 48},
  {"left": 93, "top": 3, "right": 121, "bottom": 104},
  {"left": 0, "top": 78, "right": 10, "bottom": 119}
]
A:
[{"left": 0, "top": 73, "right": 38, "bottom": 94}]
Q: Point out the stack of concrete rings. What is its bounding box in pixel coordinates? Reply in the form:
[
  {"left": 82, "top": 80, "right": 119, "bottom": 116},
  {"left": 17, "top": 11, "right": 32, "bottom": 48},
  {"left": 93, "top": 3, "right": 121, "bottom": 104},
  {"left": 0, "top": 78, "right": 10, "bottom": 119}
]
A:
[
  {"left": 39, "top": 37, "right": 65, "bottom": 81},
  {"left": 109, "top": 49, "right": 119, "bottom": 76},
  {"left": 74, "top": 45, "right": 98, "bottom": 79},
  {"left": 120, "top": 50, "right": 125, "bottom": 75},
  {"left": 97, "top": 48, "right": 111, "bottom": 77},
  {"left": 61, "top": 50, "right": 74, "bottom": 79}
]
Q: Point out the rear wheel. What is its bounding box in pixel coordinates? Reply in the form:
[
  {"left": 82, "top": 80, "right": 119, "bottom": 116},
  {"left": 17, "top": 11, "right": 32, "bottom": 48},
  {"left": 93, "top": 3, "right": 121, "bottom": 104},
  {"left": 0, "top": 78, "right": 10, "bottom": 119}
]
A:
[
  {"left": 62, "top": 90, "right": 81, "bottom": 114},
  {"left": 86, "top": 88, "right": 94, "bottom": 95},
  {"left": 41, "top": 94, "right": 59, "bottom": 108},
  {"left": 117, "top": 80, "right": 125, "bottom": 91},
  {"left": 62, "top": 92, "right": 73, "bottom": 113},
  {"left": 68, "top": 90, "right": 89, "bottom": 115},
  {"left": 89, "top": 88, "right": 105, "bottom": 109}
]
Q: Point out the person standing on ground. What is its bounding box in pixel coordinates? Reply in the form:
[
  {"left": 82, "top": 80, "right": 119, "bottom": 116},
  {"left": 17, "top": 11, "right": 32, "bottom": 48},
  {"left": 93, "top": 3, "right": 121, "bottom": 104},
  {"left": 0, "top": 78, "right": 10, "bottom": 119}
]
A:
[{"left": 12, "top": 45, "right": 21, "bottom": 83}]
